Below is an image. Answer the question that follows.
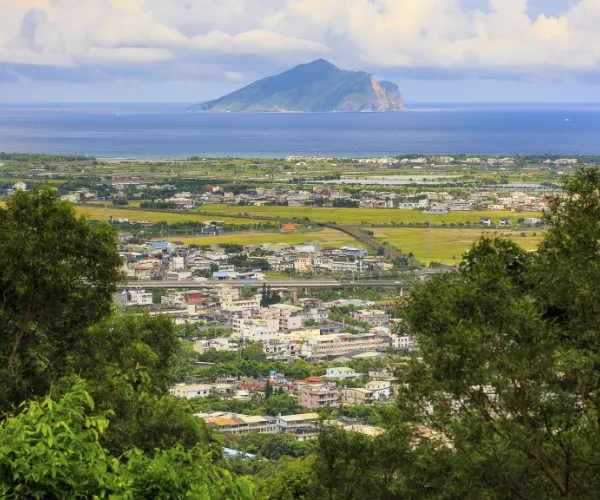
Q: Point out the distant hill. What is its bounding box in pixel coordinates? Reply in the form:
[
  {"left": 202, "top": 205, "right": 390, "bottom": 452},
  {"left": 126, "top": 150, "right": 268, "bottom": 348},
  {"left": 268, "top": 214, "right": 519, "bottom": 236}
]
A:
[{"left": 188, "top": 59, "right": 404, "bottom": 113}]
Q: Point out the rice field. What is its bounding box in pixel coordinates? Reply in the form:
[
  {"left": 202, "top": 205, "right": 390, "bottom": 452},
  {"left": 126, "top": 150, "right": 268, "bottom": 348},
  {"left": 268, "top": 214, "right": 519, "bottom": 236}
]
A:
[
  {"left": 74, "top": 205, "right": 270, "bottom": 225},
  {"left": 373, "top": 227, "right": 544, "bottom": 264},
  {"left": 198, "top": 204, "right": 537, "bottom": 225},
  {"left": 162, "top": 228, "right": 359, "bottom": 248}
]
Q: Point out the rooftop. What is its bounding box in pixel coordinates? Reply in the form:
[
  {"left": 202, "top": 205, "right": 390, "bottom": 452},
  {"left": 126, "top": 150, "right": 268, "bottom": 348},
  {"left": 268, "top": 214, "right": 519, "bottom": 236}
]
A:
[{"left": 278, "top": 413, "right": 320, "bottom": 422}]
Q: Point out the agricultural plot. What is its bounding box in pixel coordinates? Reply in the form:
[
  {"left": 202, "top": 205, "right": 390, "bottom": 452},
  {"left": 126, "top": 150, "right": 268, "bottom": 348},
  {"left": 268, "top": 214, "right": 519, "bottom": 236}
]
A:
[
  {"left": 74, "top": 205, "right": 270, "bottom": 225},
  {"left": 163, "top": 228, "right": 359, "bottom": 248},
  {"left": 373, "top": 227, "right": 544, "bottom": 264},
  {"left": 198, "top": 204, "right": 538, "bottom": 226}
]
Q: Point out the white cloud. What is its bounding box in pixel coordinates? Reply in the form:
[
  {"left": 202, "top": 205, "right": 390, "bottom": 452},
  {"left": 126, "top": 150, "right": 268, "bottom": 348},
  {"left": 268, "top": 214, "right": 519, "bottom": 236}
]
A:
[
  {"left": 225, "top": 71, "right": 245, "bottom": 81},
  {"left": 0, "top": 0, "right": 599, "bottom": 84}
]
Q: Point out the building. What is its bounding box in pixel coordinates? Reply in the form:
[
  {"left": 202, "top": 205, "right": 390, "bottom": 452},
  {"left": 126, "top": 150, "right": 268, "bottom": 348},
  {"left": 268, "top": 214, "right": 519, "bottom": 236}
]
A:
[
  {"left": 325, "top": 367, "right": 356, "bottom": 379},
  {"left": 298, "top": 385, "right": 340, "bottom": 409},
  {"left": 391, "top": 334, "right": 417, "bottom": 351},
  {"left": 198, "top": 412, "right": 277, "bottom": 435},
  {"left": 214, "top": 286, "right": 261, "bottom": 310},
  {"left": 340, "top": 388, "right": 375, "bottom": 405},
  {"left": 276, "top": 413, "right": 320, "bottom": 439},
  {"left": 170, "top": 384, "right": 214, "bottom": 399},
  {"left": 302, "top": 333, "right": 390, "bottom": 360},
  {"left": 202, "top": 221, "right": 225, "bottom": 236},
  {"left": 340, "top": 245, "right": 368, "bottom": 259},
  {"left": 283, "top": 223, "right": 297, "bottom": 233},
  {"left": 365, "top": 381, "right": 391, "bottom": 400},
  {"left": 167, "top": 271, "right": 193, "bottom": 281},
  {"left": 523, "top": 217, "right": 542, "bottom": 226},
  {"left": 499, "top": 218, "right": 512, "bottom": 226},
  {"left": 352, "top": 309, "right": 388, "bottom": 326},
  {"left": 113, "top": 289, "right": 153, "bottom": 307},
  {"left": 263, "top": 341, "right": 299, "bottom": 363}
]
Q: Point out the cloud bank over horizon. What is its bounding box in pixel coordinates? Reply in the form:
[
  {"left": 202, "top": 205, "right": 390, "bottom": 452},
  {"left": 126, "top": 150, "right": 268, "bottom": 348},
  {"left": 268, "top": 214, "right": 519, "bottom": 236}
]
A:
[{"left": 1, "top": 0, "right": 599, "bottom": 102}]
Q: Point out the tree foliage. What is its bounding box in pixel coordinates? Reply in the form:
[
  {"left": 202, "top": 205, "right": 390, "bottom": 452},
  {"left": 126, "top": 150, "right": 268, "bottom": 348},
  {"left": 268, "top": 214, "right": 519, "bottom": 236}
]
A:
[
  {"left": 0, "top": 188, "right": 123, "bottom": 413},
  {"left": 0, "top": 383, "right": 252, "bottom": 499},
  {"left": 395, "top": 167, "right": 600, "bottom": 498}
]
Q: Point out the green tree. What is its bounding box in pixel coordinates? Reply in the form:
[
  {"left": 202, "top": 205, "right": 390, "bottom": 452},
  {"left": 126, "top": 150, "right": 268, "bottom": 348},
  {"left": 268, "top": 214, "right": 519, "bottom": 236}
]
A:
[
  {"left": 0, "top": 383, "right": 252, "bottom": 499},
  {"left": 0, "top": 188, "right": 122, "bottom": 414},
  {"left": 396, "top": 168, "right": 600, "bottom": 498},
  {"left": 67, "top": 314, "right": 211, "bottom": 456}
]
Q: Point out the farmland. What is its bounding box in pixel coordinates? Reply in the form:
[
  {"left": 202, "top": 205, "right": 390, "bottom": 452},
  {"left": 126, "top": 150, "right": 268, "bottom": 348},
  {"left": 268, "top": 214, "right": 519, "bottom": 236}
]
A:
[
  {"left": 373, "top": 227, "right": 544, "bottom": 264},
  {"left": 197, "top": 204, "right": 539, "bottom": 226},
  {"left": 74, "top": 205, "right": 271, "bottom": 225},
  {"left": 162, "top": 228, "right": 359, "bottom": 248}
]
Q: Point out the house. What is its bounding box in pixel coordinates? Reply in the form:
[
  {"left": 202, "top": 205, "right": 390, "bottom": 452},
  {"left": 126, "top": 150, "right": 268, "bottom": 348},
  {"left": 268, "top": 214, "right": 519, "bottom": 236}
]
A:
[
  {"left": 298, "top": 385, "right": 340, "bottom": 409},
  {"left": 523, "top": 217, "right": 542, "bottom": 226},
  {"left": 170, "top": 384, "right": 214, "bottom": 399},
  {"left": 283, "top": 223, "right": 297, "bottom": 233},
  {"left": 276, "top": 413, "right": 320, "bottom": 439},
  {"left": 479, "top": 217, "right": 491, "bottom": 226},
  {"left": 365, "top": 381, "right": 391, "bottom": 400},
  {"left": 202, "top": 222, "right": 225, "bottom": 236},
  {"left": 499, "top": 218, "right": 512, "bottom": 226},
  {"left": 325, "top": 367, "right": 356, "bottom": 379},
  {"left": 340, "top": 388, "right": 375, "bottom": 405}
]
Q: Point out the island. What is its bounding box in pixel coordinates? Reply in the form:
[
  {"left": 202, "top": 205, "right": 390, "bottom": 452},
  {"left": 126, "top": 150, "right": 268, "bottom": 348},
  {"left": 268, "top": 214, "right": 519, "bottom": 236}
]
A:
[{"left": 187, "top": 59, "right": 404, "bottom": 113}]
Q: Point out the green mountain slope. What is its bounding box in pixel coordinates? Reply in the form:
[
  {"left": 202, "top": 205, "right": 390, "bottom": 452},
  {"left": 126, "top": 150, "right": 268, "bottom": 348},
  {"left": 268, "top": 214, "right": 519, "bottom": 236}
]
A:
[{"left": 188, "top": 60, "right": 404, "bottom": 112}]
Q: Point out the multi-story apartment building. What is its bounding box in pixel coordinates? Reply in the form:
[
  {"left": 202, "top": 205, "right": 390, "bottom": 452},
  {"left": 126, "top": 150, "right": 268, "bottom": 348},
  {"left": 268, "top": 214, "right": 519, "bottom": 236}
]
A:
[
  {"left": 301, "top": 333, "right": 390, "bottom": 360},
  {"left": 340, "top": 388, "right": 375, "bottom": 405},
  {"left": 263, "top": 341, "right": 300, "bottom": 363}
]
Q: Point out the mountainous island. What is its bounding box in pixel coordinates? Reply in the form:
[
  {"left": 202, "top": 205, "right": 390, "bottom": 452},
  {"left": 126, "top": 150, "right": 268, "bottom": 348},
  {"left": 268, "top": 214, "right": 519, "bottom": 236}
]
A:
[{"left": 188, "top": 59, "right": 404, "bottom": 113}]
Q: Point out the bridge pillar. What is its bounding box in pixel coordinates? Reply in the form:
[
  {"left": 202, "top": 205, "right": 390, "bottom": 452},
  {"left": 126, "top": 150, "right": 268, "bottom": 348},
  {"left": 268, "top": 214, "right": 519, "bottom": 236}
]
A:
[{"left": 396, "top": 286, "right": 404, "bottom": 297}]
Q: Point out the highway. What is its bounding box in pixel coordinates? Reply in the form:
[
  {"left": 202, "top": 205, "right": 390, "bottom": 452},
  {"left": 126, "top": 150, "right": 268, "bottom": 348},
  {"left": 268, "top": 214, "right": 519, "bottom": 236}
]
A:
[{"left": 122, "top": 279, "right": 409, "bottom": 289}]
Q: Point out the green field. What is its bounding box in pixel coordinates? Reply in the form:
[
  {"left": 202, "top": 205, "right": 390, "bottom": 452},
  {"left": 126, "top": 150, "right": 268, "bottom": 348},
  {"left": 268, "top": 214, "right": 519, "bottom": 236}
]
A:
[
  {"left": 198, "top": 204, "right": 538, "bottom": 225},
  {"left": 374, "top": 227, "right": 544, "bottom": 264},
  {"left": 163, "top": 228, "right": 359, "bottom": 248},
  {"left": 74, "top": 205, "right": 271, "bottom": 225}
]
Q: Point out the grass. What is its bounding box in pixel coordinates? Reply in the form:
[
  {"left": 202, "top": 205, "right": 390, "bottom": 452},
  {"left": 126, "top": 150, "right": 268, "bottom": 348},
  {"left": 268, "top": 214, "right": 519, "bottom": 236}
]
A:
[
  {"left": 162, "top": 228, "right": 359, "bottom": 248},
  {"left": 73, "top": 205, "right": 271, "bottom": 225},
  {"left": 198, "top": 204, "right": 539, "bottom": 225},
  {"left": 373, "top": 227, "right": 545, "bottom": 264}
]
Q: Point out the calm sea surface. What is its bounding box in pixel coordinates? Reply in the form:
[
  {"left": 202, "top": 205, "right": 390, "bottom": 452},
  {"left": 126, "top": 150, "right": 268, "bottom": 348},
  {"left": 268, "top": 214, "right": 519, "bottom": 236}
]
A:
[{"left": 0, "top": 103, "right": 599, "bottom": 158}]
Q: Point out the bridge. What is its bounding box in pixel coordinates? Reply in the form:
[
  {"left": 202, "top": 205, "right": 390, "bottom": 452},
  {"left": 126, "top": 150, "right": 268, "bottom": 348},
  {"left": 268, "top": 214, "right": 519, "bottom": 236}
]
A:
[{"left": 122, "top": 279, "right": 409, "bottom": 292}]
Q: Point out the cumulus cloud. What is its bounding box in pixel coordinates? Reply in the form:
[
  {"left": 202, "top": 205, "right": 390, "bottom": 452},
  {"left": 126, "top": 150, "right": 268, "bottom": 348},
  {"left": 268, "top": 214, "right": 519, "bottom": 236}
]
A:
[{"left": 0, "top": 0, "right": 599, "bottom": 87}]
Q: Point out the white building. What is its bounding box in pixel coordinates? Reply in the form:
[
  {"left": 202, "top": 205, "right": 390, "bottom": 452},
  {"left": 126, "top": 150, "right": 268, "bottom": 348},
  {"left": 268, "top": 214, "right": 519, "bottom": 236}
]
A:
[
  {"left": 365, "top": 380, "right": 391, "bottom": 400},
  {"left": 113, "top": 289, "right": 153, "bottom": 307},
  {"left": 170, "top": 384, "right": 214, "bottom": 399},
  {"left": 325, "top": 367, "right": 356, "bottom": 379}
]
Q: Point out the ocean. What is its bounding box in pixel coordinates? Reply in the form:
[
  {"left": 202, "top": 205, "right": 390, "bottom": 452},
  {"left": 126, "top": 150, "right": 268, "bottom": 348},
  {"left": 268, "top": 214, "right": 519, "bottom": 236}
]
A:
[{"left": 0, "top": 102, "right": 599, "bottom": 158}]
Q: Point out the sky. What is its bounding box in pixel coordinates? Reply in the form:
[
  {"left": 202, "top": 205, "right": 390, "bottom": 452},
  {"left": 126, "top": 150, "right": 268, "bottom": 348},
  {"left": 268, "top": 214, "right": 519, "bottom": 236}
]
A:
[{"left": 1, "top": 0, "right": 600, "bottom": 103}]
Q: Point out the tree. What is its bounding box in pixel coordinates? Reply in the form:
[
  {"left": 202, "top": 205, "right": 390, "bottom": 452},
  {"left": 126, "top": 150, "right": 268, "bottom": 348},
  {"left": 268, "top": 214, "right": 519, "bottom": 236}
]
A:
[
  {"left": 67, "top": 314, "right": 212, "bottom": 456},
  {"left": 0, "top": 383, "right": 252, "bottom": 499},
  {"left": 0, "top": 188, "right": 122, "bottom": 414},
  {"left": 265, "top": 378, "right": 274, "bottom": 399},
  {"left": 254, "top": 457, "right": 317, "bottom": 500},
  {"left": 396, "top": 168, "right": 600, "bottom": 498}
]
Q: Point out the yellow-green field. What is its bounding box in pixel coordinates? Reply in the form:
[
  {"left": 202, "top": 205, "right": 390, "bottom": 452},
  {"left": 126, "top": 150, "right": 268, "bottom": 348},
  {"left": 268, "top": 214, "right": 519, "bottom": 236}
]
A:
[
  {"left": 163, "top": 228, "right": 359, "bottom": 248},
  {"left": 74, "top": 205, "right": 270, "bottom": 225},
  {"left": 374, "top": 227, "right": 544, "bottom": 264},
  {"left": 198, "top": 204, "right": 537, "bottom": 225}
]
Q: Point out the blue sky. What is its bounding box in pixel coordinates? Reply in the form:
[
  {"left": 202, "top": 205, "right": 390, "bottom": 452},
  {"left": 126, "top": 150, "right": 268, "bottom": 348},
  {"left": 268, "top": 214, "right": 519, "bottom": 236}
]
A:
[{"left": 1, "top": 0, "right": 599, "bottom": 103}]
